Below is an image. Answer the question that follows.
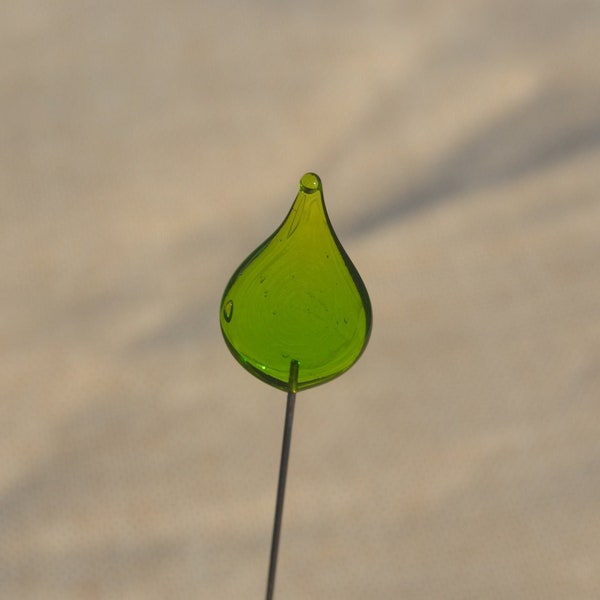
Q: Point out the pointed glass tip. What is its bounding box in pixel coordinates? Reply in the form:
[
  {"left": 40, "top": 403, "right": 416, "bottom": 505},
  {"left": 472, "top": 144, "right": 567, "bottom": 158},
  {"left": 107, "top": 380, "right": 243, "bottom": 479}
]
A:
[{"left": 299, "top": 172, "right": 321, "bottom": 193}]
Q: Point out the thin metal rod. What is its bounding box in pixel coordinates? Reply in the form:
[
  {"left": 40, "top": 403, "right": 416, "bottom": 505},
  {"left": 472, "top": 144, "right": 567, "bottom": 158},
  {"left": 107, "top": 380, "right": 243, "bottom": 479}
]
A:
[{"left": 266, "top": 360, "right": 299, "bottom": 600}]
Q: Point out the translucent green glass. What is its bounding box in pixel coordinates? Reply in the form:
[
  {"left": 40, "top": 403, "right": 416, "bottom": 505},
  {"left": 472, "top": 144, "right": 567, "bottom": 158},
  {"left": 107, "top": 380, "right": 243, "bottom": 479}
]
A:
[{"left": 220, "top": 173, "right": 372, "bottom": 391}]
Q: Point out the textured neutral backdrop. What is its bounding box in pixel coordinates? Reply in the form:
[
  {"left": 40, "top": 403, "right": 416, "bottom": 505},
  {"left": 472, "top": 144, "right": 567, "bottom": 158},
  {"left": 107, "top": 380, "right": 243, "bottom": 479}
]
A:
[{"left": 2, "top": 1, "right": 599, "bottom": 598}]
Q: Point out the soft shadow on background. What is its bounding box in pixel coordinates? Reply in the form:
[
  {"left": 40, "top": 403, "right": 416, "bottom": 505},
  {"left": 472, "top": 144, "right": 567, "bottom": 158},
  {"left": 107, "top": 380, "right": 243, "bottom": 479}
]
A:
[{"left": 2, "top": 2, "right": 599, "bottom": 598}]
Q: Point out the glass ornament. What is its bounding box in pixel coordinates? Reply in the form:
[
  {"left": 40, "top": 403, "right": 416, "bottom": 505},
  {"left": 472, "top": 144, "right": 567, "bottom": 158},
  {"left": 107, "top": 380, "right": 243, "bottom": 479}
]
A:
[{"left": 220, "top": 172, "right": 372, "bottom": 391}]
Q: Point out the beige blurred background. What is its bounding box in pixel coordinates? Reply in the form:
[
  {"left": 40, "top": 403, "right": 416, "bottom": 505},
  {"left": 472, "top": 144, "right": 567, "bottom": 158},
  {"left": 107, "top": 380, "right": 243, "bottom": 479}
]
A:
[{"left": 2, "top": 1, "right": 600, "bottom": 598}]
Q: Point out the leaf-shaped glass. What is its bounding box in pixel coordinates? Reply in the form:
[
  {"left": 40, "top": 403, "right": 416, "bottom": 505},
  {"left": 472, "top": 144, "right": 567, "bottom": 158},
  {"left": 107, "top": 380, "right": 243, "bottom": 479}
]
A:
[{"left": 220, "top": 173, "right": 372, "bottom": 391}]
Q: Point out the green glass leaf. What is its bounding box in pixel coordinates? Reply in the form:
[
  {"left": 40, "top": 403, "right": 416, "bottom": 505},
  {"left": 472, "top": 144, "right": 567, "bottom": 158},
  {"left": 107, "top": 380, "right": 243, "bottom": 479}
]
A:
[{"left": 220, "top": 173, "right": 372, "bottom": 391}]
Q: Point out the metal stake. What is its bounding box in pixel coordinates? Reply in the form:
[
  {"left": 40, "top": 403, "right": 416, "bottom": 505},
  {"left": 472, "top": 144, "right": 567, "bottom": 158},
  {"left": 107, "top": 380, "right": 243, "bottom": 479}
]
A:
[{"left": 266, "top": 360, "right": 299, "bottom": 600}]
